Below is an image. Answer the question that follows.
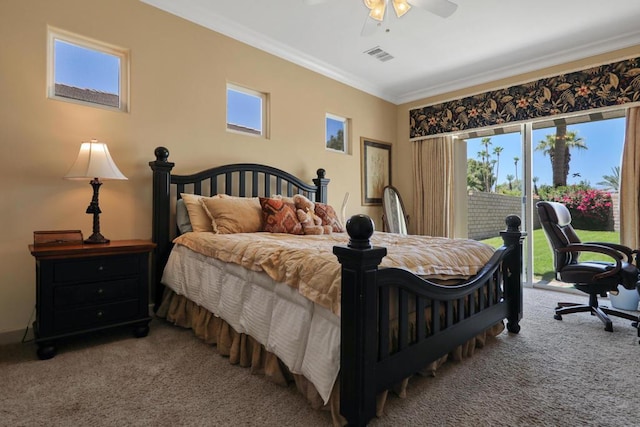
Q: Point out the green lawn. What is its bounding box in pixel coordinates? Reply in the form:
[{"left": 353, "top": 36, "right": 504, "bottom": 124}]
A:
[{"left": 480, "top": 229, "right": 621, "bottom": 281}]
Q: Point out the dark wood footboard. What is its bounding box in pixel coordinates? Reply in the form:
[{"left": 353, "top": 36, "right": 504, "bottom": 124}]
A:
[{"left": 334, "top": 214, "right": 525, "bottom": 426}]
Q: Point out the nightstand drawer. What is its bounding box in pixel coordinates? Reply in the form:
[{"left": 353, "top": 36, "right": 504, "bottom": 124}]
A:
[
  {"left": 54, "top": 278, "right": 139, "bottom": 308},
  {"left": 53, "top": 299, "right": 141, "bottom": 332},
  {"left": 53, "top": 255, "right": 140, "bottom": 283}
]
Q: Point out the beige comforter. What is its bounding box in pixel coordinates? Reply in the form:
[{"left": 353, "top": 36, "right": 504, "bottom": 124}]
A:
[{"left": 173, "top": 231, "right": 495, "bottom": 316}]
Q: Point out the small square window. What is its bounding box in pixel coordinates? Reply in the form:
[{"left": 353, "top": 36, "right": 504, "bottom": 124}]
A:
[
  {"left": 326, "top": 114, "right": 349, "bottom": 153},
  {"left": 47, "top": 27, "right": 129, "bottom": 112},
  {"left": 227, "top": 84, "right": 269, "bottom": 137}
]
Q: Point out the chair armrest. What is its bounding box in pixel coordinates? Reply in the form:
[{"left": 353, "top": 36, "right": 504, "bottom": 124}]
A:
[
  {"left": 557, "top": 243, "right": 624, "bottom": 280},
  {"left": 583, "top": 241, "right": 635, "bottom": 263}
]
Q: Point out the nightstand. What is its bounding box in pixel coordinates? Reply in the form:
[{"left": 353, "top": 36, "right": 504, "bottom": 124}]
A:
[{"left": 28, "top": 240, "right": 156, "bottom": 360}]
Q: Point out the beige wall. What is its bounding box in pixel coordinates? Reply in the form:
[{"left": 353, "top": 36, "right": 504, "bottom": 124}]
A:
[
  {"left": 395, "top": 45, "right": 640, "bottom": 235},
  {"left": 0, "top": 0, "right": 397, "bottom": 337}
]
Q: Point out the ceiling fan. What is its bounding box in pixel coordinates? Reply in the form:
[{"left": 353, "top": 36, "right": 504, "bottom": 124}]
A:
[{"left": 306, "top": 0, "right": 458, "bottom": 36}]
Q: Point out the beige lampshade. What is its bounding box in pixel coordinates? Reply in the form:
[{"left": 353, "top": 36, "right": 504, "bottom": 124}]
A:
[{"left": 64, "top": 139, "right": 127, "bottom": 180}]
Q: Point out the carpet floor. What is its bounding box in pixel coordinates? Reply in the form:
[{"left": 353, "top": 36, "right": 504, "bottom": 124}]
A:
[{"left": 1, "top": 287, "right": 639, "bottom": 427}]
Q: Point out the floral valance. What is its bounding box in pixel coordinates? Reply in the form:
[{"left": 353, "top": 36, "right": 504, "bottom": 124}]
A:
[{"left": 409, "top": 57, "right": 640, "bottom": 138}]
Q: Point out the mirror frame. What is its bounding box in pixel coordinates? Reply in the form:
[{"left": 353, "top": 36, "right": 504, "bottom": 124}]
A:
[{"left": 382, "top": 185, "right": 409, "bottom": 234}]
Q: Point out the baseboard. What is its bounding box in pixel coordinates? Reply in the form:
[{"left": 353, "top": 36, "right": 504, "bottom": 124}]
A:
[{"left": 0, "top": 327, "right": 32, "bottom": 345}]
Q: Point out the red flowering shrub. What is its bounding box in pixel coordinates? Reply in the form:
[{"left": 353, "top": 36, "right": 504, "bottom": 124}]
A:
[{"left": 538, "top": 185, "right": 612, "bottom": 230}]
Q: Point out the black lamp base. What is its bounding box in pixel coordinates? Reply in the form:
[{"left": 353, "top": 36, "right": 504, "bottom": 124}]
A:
[
  {"left": 84, "top": 178, "right": 110, "bottom": 244},
  {"left": 84, "top": 232, "right": 110, "bottom": 244}
]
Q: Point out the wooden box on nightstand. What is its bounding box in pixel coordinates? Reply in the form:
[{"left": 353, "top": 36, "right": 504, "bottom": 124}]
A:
[{"left": 28, "top": 239, "right": 156, "bottom": 360}]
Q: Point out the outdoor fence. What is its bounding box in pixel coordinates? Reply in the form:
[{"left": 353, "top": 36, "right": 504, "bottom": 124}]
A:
[{"left": 467, "top": 191, "right": 619, "bottom": 240}]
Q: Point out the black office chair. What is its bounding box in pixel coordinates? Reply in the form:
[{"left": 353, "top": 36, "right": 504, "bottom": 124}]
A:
[{"left": 536, "top": 201, "right": 640, "bottom": 332}]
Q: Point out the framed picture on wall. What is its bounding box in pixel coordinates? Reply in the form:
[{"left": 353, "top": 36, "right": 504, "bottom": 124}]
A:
[{"left": 360, "top": 137, "right": 391, "bottom": 206}]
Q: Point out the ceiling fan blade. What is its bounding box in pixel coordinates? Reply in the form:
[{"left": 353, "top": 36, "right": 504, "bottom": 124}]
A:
[{"left": 411, "top": 0, "right": 458, "bottom": 18}]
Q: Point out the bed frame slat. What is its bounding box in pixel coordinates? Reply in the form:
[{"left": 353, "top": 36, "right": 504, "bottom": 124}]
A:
[
  {"left": 416, "top": 297, "right": 426, "bottom": 341},
  {"left": 209, "top": 177, "right": 217, "bottom": 196},
  {"left": 398, "top": 289, "right": 408, "bottom": 350},
  {"left": 378, "top": 287, "right": 390, "bottom": 360}
]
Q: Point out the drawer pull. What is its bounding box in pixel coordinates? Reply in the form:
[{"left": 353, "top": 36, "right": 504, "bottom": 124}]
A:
[
  {"left": 98, "top": 265, "right": 104, "bottom": 272},
  {"left": 97, "top": 288, "right": 104, "bottom": 296},
  {"left": 96, "top": 311, "right": 104, "bottom": 318}
]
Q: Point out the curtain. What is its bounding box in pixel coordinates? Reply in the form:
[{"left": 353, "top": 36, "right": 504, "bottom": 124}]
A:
[
  {"left": 412, "top": 136, "right": 454, "bottom": 237},
  {"left": 619, "top": 107, "right": 640, "bottom": 249}
]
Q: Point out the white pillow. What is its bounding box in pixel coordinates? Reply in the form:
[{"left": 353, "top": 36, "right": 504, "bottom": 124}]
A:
[{"left": 176, "top": 199, "right": 192, "bottom": 234}]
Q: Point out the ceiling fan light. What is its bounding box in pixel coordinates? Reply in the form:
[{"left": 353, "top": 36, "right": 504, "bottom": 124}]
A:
[
  {"left": 363, "top": 0, "right": 380, "bottom": 9},
  {"left": 392, "top": 0, "right": 411, "bottom": 17},
  {"left": 368, "top": 2, "right": 386, "bottom": 21}
]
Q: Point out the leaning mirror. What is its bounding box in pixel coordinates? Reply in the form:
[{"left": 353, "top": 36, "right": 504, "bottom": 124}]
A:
[{"left": 382, "top": 185, "right": 408, "bottom": 234}]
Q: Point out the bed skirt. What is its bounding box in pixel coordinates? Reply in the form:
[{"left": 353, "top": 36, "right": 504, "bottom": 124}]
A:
[{"left": 156, "top": 288, "right": 504, "bottom": 426}]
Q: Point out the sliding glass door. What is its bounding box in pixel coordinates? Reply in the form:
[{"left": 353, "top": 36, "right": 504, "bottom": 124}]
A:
[{"left": 462, "top": 109, "right": 626, "bottom": 288}]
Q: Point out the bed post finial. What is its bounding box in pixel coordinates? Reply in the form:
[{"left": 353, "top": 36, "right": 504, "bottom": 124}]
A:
[
  {"left": 346, "top": 214, "right": 375, "bottom": 249},
  {"left": 505, "top": 214, "right": 521, "bottom": 232},
  {"left": 154, "top": 146, "right": 170, "bottom": 162}
]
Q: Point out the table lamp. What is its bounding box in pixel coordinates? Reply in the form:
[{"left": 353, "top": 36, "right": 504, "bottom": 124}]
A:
[{"left": 64, "top": 139, "right": 127, "bottom": 244}]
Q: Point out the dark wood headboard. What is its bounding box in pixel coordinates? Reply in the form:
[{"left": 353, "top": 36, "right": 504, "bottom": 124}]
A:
[{"left": 148, "top": 146, "right": 330, "bottom": 309}]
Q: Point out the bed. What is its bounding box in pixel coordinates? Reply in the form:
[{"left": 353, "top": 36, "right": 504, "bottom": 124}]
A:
[{"left": 149, "top": 146, "right": 524, "bottom": 426}]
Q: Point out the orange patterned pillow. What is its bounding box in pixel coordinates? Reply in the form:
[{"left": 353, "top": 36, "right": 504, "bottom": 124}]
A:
[
  {"left": 315, "top": 203, "right": 344, "bottom": 233},
  {"left": 260, "top": 197, "right": 303, "bottom": 235}
]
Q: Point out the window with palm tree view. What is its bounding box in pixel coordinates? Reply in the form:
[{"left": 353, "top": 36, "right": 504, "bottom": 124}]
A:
[{"left": 466, "top": 115, "right": 625, "bottom": 286}]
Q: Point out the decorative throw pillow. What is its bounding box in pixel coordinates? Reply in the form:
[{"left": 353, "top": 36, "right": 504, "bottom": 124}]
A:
[
  {"left": 259, "top": 197, "right": 303, "bottom": 235},
  {"left": 200, "top": 196, "right": 263, "bottom": 234},
  {"left": 315, "top": 202, "right": 345, "bottom": 233},
  {"left": 180, "top": 193, "right": 221, "bottom": 233}
]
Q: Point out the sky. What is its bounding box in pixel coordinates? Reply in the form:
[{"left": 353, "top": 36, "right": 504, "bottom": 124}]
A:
[
  {"left": 226, "top": 88, "right": 262, "bottom": 129},
  {"left": 466, "top": 117, "right": 626, "bottom": 189},
  {"left": 55, "top": 40, "right": 119, "bottom": 93}
]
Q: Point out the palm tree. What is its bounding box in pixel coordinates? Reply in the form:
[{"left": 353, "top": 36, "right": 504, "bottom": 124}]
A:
[
  {"left": 492, "top": 146, "right": 504, "bottom": 192},
  {"left": 597, "top": 166, "right": 620, "bottom": 191},
  {"left": 513, "top": 156, "right": 519, "bottom": 183},
  {"left": 535, "top": 126, "right": 587, "bottom": 187},
  {"left": 506, "top": 174, "right": 514, "bottom": 191},
  {"left": 467, "top": 158, "right": 494, "bottom": 192},
  {"left": 479, "top": 137, "right": 493, "bottom": 192},
  {"left": 532, "top": 176, "right": 539, "bottom": 195}
]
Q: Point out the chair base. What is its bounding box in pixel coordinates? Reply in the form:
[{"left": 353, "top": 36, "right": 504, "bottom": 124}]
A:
[{"left": 554, "top": 301, "right": 639, "bottom": 332}]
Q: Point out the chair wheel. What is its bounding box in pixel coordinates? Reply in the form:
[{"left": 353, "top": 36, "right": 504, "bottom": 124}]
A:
[
  {"left": 604, "top": 323, "right": 613, "bottom": 332},
  {"left": 554, "top": 314, "right": 562, "bottom": 321}
]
